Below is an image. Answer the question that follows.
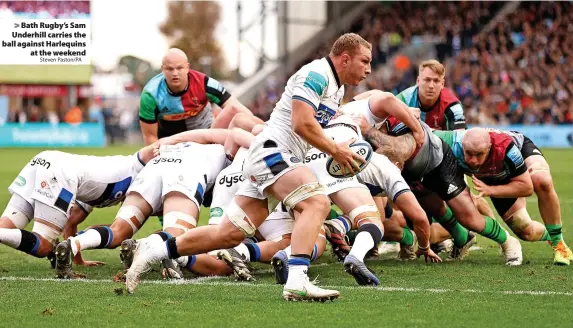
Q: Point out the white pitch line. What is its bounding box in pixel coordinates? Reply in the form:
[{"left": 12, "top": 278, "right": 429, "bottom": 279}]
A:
[{"left": 1, "top": 276, "right": 571, "bottom": 297}]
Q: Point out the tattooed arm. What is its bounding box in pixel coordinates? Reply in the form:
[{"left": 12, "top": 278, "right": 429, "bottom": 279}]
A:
[{"left": 363, "top": 127, "right": 416, "bottom": 168}]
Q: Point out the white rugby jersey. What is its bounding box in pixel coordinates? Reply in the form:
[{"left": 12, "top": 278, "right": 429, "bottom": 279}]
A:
[
  {"left": 58, "top": 151, "right": 146, "bottom": 209},
  {"left": 258, "top": 57, "right": 345, "bottom": 159},
  {"left": 210, "top": 147, "right": 249, "bottom": 213},
  {"left": 339, "top": 97, "right": 387, "bottom": 129}
]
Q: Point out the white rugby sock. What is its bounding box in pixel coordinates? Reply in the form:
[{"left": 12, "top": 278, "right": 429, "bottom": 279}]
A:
[
  {"left": 283, "top": 245, "right": 292, "bottom": 257},
  {"left": 71, "top": 229, "right": 102, "bottom": 256},
  {"left": 0, "top": 228, "right": 22, "bottom": 248},
  {"left": 234, "top": 243, "right": 250, "bottom": 262},
  {"left": 349, "top": 231, "right": 374, "bottom": 261},
  {"left": 175, "top": 256, "right": 189, "bottom": 267}
]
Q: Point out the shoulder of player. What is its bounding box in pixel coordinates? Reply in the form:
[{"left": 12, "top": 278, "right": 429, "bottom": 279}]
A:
[
  {"left": 440, "top": 88, "right": 460, "bottom": 104},
  {"left": 142, "top": 72, "right": 165, "bottom": 94},
  {"left": 396, "top": 85, "right": 418, "bottom": 104}
]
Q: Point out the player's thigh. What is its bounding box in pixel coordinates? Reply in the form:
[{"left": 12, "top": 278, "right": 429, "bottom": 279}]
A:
[
  {"left": 32, "top": 200, "right": 68, "bottom": 245},
  {"left": 330, "top": 186, "right": 376, "bottom": 216},
  {"left": 491, "top": 197, "right": 521, "bottom": 220},
  {"left": 266, "top": 166, "right": 329, "bottom": 214},
  {"left": 1, "top": 193, "right": 34, "bottom": 229}
]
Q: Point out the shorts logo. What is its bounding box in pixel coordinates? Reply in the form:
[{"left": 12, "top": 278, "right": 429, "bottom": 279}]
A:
[
  {"left": 31, "top": 157, "right": 51, "bottom": 169},
  {"left": 41, "top": 181, "right": 47, "bottom": 188},
  {"left": 34, "top": 188, "right": 53, "bottom": 199},
  {"left": 219, "top": 174, "right": 244, "bottom": 187},
  {"left": 290, "top": 156, "right": 301, "bottom": 163},
  {"left": 250, "top": 176, "right": 256, "bottom": 182},
  {"left": 14, "top": 176, "right": 26, "bottom": 186},
  {"left": 447, "top": 184, "right": 457, "bottom": 195},
  {"left": 152, "top": 157, "right": 182, "bottom": 165}
]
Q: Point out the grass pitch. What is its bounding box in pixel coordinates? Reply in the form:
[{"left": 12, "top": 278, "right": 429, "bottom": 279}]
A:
[{"left": 0, "top": 146, "right": 571, "bottom": 328}]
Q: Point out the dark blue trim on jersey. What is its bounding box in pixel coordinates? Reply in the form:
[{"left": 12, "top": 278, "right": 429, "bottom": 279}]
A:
[
  {"left": 325, "top": 56, "right": 341, "bottom": 88},
  {"left": 292, "top": 95, "right": 318, "bottom": 112},
  {"left": 392, "top": 189, "right": 411, "bottom": 203},
  {"left": 137, "top": 151, "right": 145, "bottom": 166}
]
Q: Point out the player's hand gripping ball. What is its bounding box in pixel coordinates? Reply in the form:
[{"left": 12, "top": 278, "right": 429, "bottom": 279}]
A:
[{"left": 326, "top": 141, "right": 373, "bottom": 178}]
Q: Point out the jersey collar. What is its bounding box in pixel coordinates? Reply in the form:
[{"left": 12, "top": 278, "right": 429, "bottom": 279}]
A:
[{"left": 326, "top": 56, "right": 341, "bottom": 88}]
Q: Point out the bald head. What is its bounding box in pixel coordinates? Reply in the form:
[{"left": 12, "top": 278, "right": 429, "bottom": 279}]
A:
[
  {"left": 462, "top": 128, "right": 491, "bottom": 169},
  {"left": 161, "top": 48, "right": 190, "bottom": 92},
  {"left": 162, "top": 48, "right": 188, "bottom": 65},
  {"left": 463, "top": 128, "right": 491, "bottom": 152}
]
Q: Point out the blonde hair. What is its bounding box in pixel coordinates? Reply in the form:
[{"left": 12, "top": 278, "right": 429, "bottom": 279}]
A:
[
  {"left": 375, "top": 134, "right": 416, "bottom": 168},
  {"left": 419, "top": 59, "right": 445, "bottom": 78},
  {"left": 330, "top": 33, "right": 372, "bottom": 56}
]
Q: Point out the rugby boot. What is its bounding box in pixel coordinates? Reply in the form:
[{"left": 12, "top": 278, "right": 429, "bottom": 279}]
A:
[
  {"left": 343, "top": 254, "right": 380, "bottom": 286},
  {"left": 55, "top": 239, "right": 74, "bottom": 279},
  {"left": 271, "top": 250, "right": 289, "bottom": 284},
  {"left": 217, "top": 248, "right": 255, "bottom": 281},
  {"left": 323, "top": 220, "right": 351, "bottom": 261},
  {"left": 446, "top": 232, "right": 477, "bottom": 261}
]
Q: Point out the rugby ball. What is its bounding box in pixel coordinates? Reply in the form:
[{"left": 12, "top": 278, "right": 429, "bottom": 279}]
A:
[{"left": 326, "top": 141, "right": 373, "bottom": 178}]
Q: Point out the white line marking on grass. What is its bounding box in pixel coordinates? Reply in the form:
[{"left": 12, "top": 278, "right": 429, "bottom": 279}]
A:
[{"left": 1, "top": 276, "right": 571, "bottom": 297}]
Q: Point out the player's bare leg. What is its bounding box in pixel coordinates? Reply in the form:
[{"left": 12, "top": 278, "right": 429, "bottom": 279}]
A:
[
  {"left": 57, "top": 193, "right": 151, "bottom": 277},
  {"left": 525, "top": 155, "right": 572, "bottom": 265},
  {"left": 329, "top": 187, "right": 383, "bottom": 286},
  {"left": 125, "top": 196, "right": 269, "bottom": 293},
  {"left": 447, "top": 189, "right": 522, "bottom": 266},
  {"left": 265, "top": 167, "right": 339, "bottom": 301},
  {"left": 156, "top": 191, "right": 200, "bottom": 278}
]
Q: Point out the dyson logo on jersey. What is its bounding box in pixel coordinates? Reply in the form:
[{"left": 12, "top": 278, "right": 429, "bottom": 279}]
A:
[
  {"left": 219, "top": 173, "right": 244, "bottom": 187},
  {"left": 152, "top": 157, "right": 182, "bottom": 165},
  {"left": 315, "top": 103, "right": 336, "bottom": 127},
  {"left": 304, "top": 152, "right": 327, "bottom": 163},
  {"left": 30, "top": 157, "right": 51, "bottom": 169}
]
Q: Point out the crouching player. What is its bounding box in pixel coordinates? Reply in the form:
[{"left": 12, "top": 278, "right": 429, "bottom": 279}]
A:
[
  {"left": 0, "top": 145, "right": 156, "bottom": 268},
  {"left": 54, "top": 129, "right": 248, "bottom": 278},
  {"left": 434, "top": 128, "right": 573, "bottom": 265}
]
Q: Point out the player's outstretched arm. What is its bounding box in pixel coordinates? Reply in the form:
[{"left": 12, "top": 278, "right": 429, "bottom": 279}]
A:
[
  {"left": 224, "top": 128, "right": 255, "bottom": 158},
  {"left": 369, "top": 92, "right": 424, "bottom": 147}
]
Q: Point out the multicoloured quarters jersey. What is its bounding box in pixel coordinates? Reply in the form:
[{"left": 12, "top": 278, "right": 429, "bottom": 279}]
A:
[
  {"left": 434, "top": 130, "right": 527, "bottom": 185},
  {"left": 139, "top": 70, "right": 232, "bottom": 138},
  {"left": 397, "top": 86, "right": 465, "bottom": 130}
]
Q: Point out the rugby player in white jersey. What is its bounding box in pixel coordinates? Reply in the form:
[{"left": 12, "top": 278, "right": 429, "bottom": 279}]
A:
[
  {"left": 0, "top": 145, "right": 156, "bottom": 267},
  {"left": 271, "top": 113, "right": 440, "bottom": 286},
  {"left": 125, "top": 34, "right": 427, "bottom": 300},
  {"left": 52, "top": 128, "right": 250, "bottom": 278}
]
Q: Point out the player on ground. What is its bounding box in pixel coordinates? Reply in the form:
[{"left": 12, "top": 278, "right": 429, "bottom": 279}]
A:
[
  {"left": 0, "top": 146, "right": 156, "bottom": 266},
  {"left": 139, "top": 48, "right": 260, "bottom": 146},
  {"left": 434, "top": 128, "right": 573, "bottom": 265},
  {"left": 125, "top": 34, "right": 412, "bottom": 301},
  {"left": 358, "top": 119, "right": 523, "bottom": 265}
]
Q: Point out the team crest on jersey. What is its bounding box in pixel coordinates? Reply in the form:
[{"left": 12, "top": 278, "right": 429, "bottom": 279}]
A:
[
  {"left": 315, "top": 103, "right": 336, "bottom": 127},
  {"left": 290, "top": 156, "right": 301, "bottom": 163}
]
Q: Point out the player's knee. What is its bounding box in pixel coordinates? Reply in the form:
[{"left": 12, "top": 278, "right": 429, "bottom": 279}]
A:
[
  {"left": 224, "top": 199, "right": 258, "bottom": 241},
  {"left": 163, "top": 211, "right": 197, "bottom": 234},
  {"left": 506, "top": 208, "right": 537, "bottom": 241},
  {"left": 532, "top": 174, "right": 554, "bottom": 194},
  {"left": 284, "top": 182, "right": 327, "bottom": 215},
  {"left": 115, "top": 205, "right": 146, "bottom": 236}
]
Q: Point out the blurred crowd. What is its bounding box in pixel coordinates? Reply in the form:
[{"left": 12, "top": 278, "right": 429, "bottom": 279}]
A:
[
  {"left": 250, "top": 1, "right": 573, "bottom": 126},
  {"left": 0, "top": 1, "right": 89, "bottom": 19}
]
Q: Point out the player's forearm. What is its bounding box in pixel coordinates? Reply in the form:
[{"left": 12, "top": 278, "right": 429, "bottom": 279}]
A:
[
  {"left": 489, "top": 180, "right": 533, "bottom": 198},
  {"left": 394, "top": 191, "right": 431, "bottom": 247},
  {"left": 377, "top": 94, "right": 423, "bottom": 137}
]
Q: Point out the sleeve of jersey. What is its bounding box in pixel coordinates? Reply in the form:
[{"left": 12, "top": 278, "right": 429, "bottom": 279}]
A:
[
  {"left": 504, "top": 143, "right": 527, "bottom": 177},
  {"left": 139, "top": 91, "right": 158, "bottom": 123},
  {"left": 291, "top": 70, "right": 328, "bottom": 112},
  {"left": 204, "top": 76, "right": 232, "bottom": 106},
  {"left": 74, "top": 200, "right": 93, "bottom": 215},
  {"left": 396, "top": 91, "right": 407, "bottom": 104},
  {"left": 445, "top": 102, "right": 466, "bottom": 130}
]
